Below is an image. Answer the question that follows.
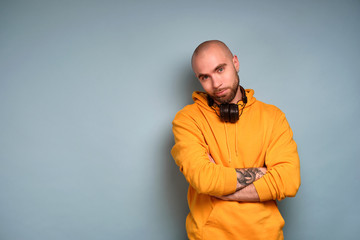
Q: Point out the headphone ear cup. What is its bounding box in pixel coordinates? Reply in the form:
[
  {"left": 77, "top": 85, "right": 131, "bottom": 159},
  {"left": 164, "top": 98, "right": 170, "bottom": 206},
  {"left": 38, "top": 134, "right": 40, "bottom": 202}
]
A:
[
  {"left": 220, "top": 104, "right": 230, "bottom": 122},
  {"left": 229, "top": 104, "right": 239, "bottom": 123},
  {"left": 210, "top": 87, "right": 247, "bottom": 123},
  {"left": 220, "top": 104, "right": 239, "bottom": 123}
]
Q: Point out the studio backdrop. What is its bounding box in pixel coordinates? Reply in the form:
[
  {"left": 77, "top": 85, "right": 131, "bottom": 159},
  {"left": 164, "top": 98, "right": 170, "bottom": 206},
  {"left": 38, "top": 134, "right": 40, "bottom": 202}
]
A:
[{"left": 1, "top": 0, "right": 359, "bottom": 239}]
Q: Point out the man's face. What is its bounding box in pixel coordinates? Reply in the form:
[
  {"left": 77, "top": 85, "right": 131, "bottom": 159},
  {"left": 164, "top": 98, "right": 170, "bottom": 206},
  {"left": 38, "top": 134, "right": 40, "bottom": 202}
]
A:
[{"left": 192, "top": 46, "right": 240, "bottom": 104}]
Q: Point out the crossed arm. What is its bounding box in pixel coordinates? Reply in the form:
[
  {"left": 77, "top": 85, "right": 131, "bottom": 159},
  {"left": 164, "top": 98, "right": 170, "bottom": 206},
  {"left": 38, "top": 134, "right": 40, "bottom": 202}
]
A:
[{"left": 208, "top": 155, "right": 267, "bottom": 202}]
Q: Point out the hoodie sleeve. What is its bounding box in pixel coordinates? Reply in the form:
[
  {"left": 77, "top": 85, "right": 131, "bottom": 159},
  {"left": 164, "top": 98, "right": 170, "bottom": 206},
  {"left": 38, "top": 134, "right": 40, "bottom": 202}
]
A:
[
  {"left": 253, "top": 110, "right": 301, "bottom": 201},
  {"left": 171, "top": 109, "right": 237, "bottom": 196}
]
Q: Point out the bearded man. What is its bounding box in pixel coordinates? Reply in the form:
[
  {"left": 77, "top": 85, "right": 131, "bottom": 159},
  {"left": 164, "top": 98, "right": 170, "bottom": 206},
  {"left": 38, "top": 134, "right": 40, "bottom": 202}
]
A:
[{"left": 171, "top": 40, "right": 301, "bottom": 240}]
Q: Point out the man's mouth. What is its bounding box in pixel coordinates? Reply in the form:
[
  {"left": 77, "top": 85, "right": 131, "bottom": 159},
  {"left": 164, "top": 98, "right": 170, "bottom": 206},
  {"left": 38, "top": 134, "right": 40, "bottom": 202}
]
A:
[{"left": 214, "top": 89, "right": 228, "bottom": 97}]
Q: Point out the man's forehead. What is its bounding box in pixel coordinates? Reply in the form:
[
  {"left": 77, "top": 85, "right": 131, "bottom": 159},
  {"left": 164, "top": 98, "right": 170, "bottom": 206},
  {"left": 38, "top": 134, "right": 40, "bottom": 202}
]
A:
[
  {"left": 194, "top": 54, "right": 226, "bottom": 67},
  {"left": 193, "top": 48, "right": 230, "bottom": 70}
]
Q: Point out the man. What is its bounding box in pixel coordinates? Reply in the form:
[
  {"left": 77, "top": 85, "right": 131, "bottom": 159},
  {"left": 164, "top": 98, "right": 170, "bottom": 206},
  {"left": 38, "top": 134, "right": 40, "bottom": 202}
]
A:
[{"left": 171, "top": 40, "right": 301, "bottom": 240}]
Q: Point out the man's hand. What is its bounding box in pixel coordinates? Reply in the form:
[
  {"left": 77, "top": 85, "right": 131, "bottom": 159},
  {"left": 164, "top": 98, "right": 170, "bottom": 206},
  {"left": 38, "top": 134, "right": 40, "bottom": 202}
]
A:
[
  {"left": 235, "top": 167, "right": 266, "bottom": 190},
  {"left": 208, "top": 154, "right": 266, "bottom": 190},
  {"left": 208, "top": 154, "right": 216, "bottom": 164}
]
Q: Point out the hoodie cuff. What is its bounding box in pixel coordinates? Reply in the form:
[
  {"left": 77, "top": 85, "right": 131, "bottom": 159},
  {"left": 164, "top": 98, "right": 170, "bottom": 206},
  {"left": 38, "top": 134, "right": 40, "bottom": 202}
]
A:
[{"left": 253, "top": 178, "right": 273, "bottom": 201}]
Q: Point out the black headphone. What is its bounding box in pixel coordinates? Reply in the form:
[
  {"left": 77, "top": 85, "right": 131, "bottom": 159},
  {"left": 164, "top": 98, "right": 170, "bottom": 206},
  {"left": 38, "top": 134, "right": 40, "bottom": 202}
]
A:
[{"left": 207, "top": 86, "right": 247, "bottom": 123}]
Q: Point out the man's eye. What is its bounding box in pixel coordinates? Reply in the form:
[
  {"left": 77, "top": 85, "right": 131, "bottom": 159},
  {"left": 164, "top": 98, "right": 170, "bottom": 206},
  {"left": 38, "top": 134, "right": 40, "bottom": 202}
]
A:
[
  {"left": 218, "top": 67, "right": 224, "bottom": 72},
  {"left": 201, "top": 76, "right": 208, "bottom": 80}
]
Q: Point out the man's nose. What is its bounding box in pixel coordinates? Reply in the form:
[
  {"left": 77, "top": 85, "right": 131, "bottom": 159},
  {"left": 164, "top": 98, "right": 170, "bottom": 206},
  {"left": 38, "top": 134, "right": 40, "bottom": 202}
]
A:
[{"left": 212, "top": 76, "right": 222, "bottom": 89}]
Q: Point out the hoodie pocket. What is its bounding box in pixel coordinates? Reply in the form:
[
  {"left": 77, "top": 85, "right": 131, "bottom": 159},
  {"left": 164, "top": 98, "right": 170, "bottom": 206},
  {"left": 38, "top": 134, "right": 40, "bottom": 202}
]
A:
[
  {"left": 202, "top": 199, "right": 225, "bottom": 239},
  {"left": 202, "top": 200, "right": 285, "bottom": 240},
  {"left": 203, "top": 198, "right": 221, "bottom": 226}
]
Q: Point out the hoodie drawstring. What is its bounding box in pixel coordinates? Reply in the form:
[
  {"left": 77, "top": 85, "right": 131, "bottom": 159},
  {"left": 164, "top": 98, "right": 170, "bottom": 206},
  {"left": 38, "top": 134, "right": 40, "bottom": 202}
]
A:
[
  {"left": 235, "top": 121, "right": 238, "bottom": 157},
  {"left": 224, "top": 122, "right": 232, "bottom": 163}
]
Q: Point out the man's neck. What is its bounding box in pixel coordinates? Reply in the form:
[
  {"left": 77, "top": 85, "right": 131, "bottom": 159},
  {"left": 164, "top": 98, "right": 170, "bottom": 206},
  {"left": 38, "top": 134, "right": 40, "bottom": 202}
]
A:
[{"left": 229, "top": 86, "right": 242, "bottom": 104}]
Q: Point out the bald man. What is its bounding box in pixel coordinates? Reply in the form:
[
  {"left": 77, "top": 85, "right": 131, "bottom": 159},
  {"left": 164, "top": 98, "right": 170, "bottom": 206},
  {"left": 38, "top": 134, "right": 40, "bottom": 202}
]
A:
[{"left": 171, "top": 40, "right": 300, "bottom": 240}]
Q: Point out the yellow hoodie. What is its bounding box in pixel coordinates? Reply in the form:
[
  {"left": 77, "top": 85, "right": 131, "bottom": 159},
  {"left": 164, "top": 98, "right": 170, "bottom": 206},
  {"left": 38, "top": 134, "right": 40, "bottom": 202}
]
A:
[{"left": 171, "top": 89, "right": 300, "bottom": 240}]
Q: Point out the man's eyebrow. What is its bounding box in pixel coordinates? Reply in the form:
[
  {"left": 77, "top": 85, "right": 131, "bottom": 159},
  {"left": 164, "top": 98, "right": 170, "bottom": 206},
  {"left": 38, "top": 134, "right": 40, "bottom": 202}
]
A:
[
  {"left": 197, "top": 73, "right": 208, "bottom": 79},
  {"left": 214, "top": 63, "right": 227, "bottom": 71},
  {"left": 197, "top": 63, "right": 227, "bottom": 79}
]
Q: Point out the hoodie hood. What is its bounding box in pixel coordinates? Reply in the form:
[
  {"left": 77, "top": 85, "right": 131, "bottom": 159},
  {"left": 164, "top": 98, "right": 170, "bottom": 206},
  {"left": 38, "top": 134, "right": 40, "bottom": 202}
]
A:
[{"left": 191, "top": 88, "right": 256, "bottom": 163}]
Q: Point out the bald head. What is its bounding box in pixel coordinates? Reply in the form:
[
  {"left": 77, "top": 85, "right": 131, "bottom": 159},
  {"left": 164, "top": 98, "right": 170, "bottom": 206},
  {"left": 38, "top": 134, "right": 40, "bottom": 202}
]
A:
[
  {"left": 190, "top": 40, "right": 241, "bottom": 104},
  {"left": 191, "top": 40, "right": 234, "bottom": 68}
]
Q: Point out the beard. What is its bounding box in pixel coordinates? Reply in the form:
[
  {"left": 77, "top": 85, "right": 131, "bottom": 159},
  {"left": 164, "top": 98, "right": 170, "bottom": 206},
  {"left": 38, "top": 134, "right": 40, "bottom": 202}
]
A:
[{"left": 211, "top": 73, "right": 240, "bottom": 104}]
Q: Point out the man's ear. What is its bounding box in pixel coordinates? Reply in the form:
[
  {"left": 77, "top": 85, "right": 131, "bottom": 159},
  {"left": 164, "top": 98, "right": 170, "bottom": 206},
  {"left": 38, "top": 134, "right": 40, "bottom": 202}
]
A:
[{"left": 233, "top": 55, "right": 240, "bottom": 72}]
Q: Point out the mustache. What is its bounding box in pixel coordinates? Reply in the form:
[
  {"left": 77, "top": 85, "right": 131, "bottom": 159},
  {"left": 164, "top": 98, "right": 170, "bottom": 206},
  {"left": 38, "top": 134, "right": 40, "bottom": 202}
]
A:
[{"left": 213, "top": 88, "right": 228, "bottom": 94}]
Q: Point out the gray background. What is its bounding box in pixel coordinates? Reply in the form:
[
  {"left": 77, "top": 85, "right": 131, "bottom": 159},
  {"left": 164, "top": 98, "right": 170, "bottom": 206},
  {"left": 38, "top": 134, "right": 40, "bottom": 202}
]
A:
[{"left": 1, "top": 0, "right": 359, "bottom": 239}]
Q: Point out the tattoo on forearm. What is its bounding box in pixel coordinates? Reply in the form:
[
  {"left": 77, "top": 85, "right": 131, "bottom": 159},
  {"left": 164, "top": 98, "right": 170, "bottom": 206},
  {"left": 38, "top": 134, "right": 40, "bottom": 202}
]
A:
[{"left": 236, "top": 168, "right": 265, "bottom": 189}]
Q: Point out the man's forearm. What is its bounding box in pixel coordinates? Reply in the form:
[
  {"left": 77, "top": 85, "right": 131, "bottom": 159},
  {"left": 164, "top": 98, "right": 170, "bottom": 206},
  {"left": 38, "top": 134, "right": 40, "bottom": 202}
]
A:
[
  {"left": 208, "top": 154, "right": 266, "bottom": 190},
  {"left": 216, "top": 184, "right": 260, "bottom": 202},
  {"left": 215, "top": 170, "right": 265, "bottom": 202},
  {"left": 208, "top": 154, "right": 267, "bottom": 197}
]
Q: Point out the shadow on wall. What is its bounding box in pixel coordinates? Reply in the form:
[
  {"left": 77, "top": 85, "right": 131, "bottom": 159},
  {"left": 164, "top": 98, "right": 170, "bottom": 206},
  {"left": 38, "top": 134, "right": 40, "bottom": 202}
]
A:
[
  {"left": 174, "top": 61, "right": 204, "bottom": 107},
  {"left": 277, "top": 190, "right": 301, "bottom": 238},
  {"left": 162, "top": 135, "right": 189, "bottom": 238},
  {"left": 160, "top": 64, "right": 202, "bottom": 238}
]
